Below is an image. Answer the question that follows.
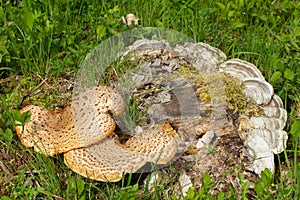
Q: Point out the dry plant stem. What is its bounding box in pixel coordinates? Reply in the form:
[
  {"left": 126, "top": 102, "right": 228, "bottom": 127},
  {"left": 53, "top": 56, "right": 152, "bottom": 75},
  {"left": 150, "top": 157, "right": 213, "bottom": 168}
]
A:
[
  {"left": 18, "top": 78, "right": 48, "bottom": 107},
  {"left": 0, "top": 75, "right": 18, "bottom": 84},
  {"left": 0, "top": 160, "right": 10, "bottom": 174}
]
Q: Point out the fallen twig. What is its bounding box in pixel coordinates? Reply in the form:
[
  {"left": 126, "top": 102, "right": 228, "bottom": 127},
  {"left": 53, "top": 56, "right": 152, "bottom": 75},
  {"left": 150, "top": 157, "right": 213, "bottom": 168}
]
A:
[
  {"left": 0, "top": 160, "right": 10, "bottom": 175},
  {"left": 18, "top": 78, "right": 48, "bottom": 107}
]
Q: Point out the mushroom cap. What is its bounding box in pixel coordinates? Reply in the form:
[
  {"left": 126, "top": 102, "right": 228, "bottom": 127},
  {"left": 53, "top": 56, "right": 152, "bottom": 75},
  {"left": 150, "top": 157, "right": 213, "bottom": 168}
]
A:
[
  {"left": 15, "top": 86, "right": 125, "bottom": 156},
  {"left": 122, "top": 13, "right": 139, "bottom": 28},
  {"left": 72, "top": 87, "right": 125, "bottom": 146},
  {"left": 242, "top": 78, "right": 274, "bottom": 105},
  {"left": 64, "top": 123, "right": 179, "bottom": 182},
  {"left": 124, "top": 123, "right": 179, "bottom": 164},
  {"left": 219, "top": 58, "right": 265, "bottom": 80},
  {"left": 246, "top": 134, "right": 275, "bottom": 174},
  {"left": 15, "top": 105, "right": 81, "bottom": 156}
]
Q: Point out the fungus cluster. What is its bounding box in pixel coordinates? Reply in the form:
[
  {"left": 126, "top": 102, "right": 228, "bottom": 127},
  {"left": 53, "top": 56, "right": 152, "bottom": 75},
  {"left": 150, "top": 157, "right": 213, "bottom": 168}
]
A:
[{"left": 15, "top": 39, "right": 288, "bottom": 184}]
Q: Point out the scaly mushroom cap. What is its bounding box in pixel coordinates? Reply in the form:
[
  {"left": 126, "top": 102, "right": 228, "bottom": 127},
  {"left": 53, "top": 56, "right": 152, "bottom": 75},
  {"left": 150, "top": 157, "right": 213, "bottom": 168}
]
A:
[
  {"left": 64, "top": 123, "right": 179, "bottom": 182},
  {"left": 15, "top": 105, "right": 81, "bottom": 156},
  {"left": 15, "top": 86, "right": 124, "bottom": 156},
  {"left": 123, "top": 123, "right": 179, "bottom": 164},
  {"left": 71, "top": 86, "right": 125, "bottom": 146}
]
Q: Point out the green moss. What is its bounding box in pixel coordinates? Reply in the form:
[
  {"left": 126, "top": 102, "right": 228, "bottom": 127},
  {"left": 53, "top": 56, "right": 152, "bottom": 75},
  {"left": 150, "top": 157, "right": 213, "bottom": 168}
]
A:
[
  {"left": 178, "top": 65, "right": 206, "bottom": 85},
  {"left": 222, "top": 73, "right": 261, "bottom": 115},
  {"left": 222, "top": 73, "right": 247, "bottom": 113},
  {"left": 196, "top": 87, "right": 211, "bottom": 103},
  {"left": 177, "top": 66, "right": 261, "bottom": 115}
]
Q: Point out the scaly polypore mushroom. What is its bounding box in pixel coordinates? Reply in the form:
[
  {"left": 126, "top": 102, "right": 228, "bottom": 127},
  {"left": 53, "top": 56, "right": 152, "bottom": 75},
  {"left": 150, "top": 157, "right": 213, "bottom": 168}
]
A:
[
  {"left": 64, "top": 123, "right": 179, "bottom": 182},
  {"left": 15, "top": 86, "right": 124, "bottom": 156},
  {"left": 15, "top": 85, "right": 180, "bottom": 182}
]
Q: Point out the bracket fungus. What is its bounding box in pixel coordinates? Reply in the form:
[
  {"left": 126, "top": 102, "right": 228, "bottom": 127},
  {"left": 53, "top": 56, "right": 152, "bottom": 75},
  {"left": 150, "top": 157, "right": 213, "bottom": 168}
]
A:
[
  {"left": 64, "top": 123, "right": 179, "bottom": 182},
  {"left": 15, "top": 86, "right": 124, "bottom": 156},
  {"left": 15, "top": 39, "right": 288, "bottom": 187}
]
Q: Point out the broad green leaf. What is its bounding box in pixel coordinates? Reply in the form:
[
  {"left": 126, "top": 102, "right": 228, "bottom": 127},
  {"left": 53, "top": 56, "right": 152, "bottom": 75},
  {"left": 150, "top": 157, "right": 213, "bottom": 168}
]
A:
[
  {"left": 0, "top": 196, "right": 12, "bottom": 200},
  {"left": 12, "top": 109, "right": 31, "bottom": 126},
  {"left": 258, "top": 14, "right": 268, "bottom": 21},
  {"left": 216, "top": 2, "right": 225, "bottom": 10},
  {"left": 284, "top": 68, "right": 295, "bottom": 81},
  {"left": 261, "top": 168, "right": 273, "bottom": 187},
  {"left": 238, "top": 171, "right": 244, "bottom": 181},
  {"left": 4, "top": 128, "right": 13, "bottom": 143},
  {"left": 96, "top": 25, "right": 107, "bottom": 39},
  {"left": 202, "top": 172, "right": 211, "bottom": 187},
  {"left": 269, "top": 54, "right": 284, "bottom": 71},
  {"left": 11, "top": 109, "right": 21, "bottom": 121},
  {"left": 21, "top": 110, "right": 31, "bottom": 124},
  {"left": 217, "top": 192, "right": 225, "bottom": 200},
  {"left": 186, "top": 187, "right": 195, "bottom": 199},
  {"left": 69, "top": 177, "right": 76, "bottom": 189},
  {"left": 234, "top": 22, "right": 245, "bottom": 28},
  {"left": 77, "top": 178, "right": 85, "bottom": 196},
  {"left": 291, "top": 120, "right": 300, "bottom": 137},
  {"left": 270, "top": 71, "right": 282, "bottom": 83},
  {"left": 108, "top": 5, "right": 119, "bottom": 14},
  {"left": 254, "top": 182, "right": 263, "bottom": 196},
  {"left": 155, "top": 20, "right": 164, "bottom": 28},
  {"left": 21, "top": 7, "right": 35, "bottom": 32},
  {"left": 79, "top": 195, "right": 86, "bottom": 200},
  {"left": 228, "top": 11, "right": 234, "bottom": 18}
]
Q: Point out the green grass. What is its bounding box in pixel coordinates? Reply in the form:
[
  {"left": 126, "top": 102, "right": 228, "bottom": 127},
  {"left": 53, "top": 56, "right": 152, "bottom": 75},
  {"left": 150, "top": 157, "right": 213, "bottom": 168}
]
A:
[{"left": 0, "top": 0, "right": 300, "bottom": 199}]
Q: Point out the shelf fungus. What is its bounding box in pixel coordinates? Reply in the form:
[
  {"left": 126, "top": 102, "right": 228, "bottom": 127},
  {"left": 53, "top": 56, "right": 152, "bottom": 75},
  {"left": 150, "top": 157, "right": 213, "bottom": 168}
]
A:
[
  {"left": 15, "top": 87, "right": 180, "bottom": 182},
  {"left": 221, "top": 58, "right": 288, "bottom": 174},
  {"left": 15, "top": 86, "right": 124, "bottom": 156},
  {"left": 64, "top": 123, "right": 179, "bottom": 182},
  {"left": 15, "top": 39, "right": 288, "bottom": 189}
]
